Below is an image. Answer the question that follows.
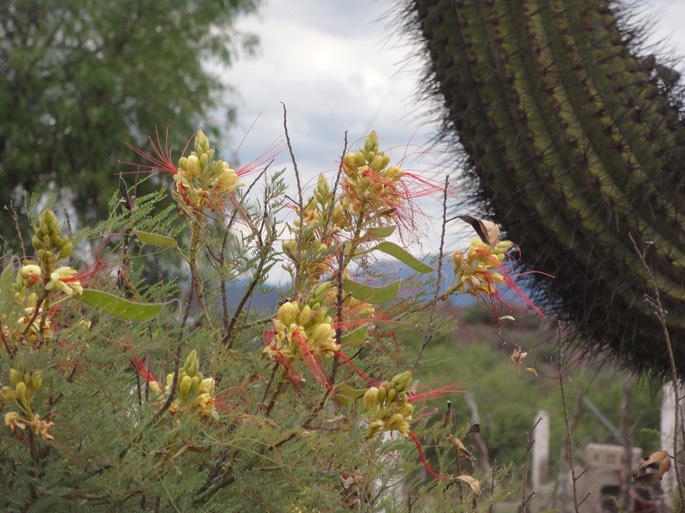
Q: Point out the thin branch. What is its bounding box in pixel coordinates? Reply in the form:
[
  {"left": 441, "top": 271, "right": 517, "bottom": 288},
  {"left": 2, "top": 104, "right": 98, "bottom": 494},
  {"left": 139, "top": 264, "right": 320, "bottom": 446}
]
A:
[
  {"left": 558, "top": 330, "right": 581, "bottom": 513},
  {"left": 5, "top": 201, "right": 27, "bottom": 259},
  {"left": 520, "top": 417, "right": 542, "bottom": 512},
  {"left": 281, "top": 103, "right": 306, "bottom": 292},
  {"left": 629, "top": 233, "right": 685, "bottom": 506},
  {"left": 321, "top": 132, "right": 347, "bottom": 236},
  {"left": 412, "top": 176, "right": 450, "bottom": 372}
]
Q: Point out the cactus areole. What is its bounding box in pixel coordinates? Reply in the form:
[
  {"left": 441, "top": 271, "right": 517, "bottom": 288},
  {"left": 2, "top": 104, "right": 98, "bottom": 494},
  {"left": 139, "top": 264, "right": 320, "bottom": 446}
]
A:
[{"left": 405, "top": 0, "right": 685, "bottom": 379}]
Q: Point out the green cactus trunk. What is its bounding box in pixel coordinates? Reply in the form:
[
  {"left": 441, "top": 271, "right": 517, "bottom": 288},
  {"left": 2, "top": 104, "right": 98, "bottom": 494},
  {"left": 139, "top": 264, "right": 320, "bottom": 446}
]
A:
[{"left": 406, "top": 0, "right": 685, "bottom": 378}]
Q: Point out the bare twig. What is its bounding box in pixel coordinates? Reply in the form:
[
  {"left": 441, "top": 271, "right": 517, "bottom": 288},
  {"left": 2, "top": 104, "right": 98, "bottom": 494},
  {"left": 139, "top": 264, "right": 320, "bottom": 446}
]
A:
[
  {"left": 520, "top": 417, "right": 542, "bottom": 512},
  {"left": 557, "top": 331, "right": 582, "bottom": 513},
  {"left": 629, "top": 233, "right": 685, "bottom": 506},
  {"left": 6, "top": 201, "right": 27, "bottom": 259},
  {"left": 412, "top": 176, "right": 450, "bottom": 372},
  {"left": 281, "top": 103, "right": 305, "bottom": 291}
]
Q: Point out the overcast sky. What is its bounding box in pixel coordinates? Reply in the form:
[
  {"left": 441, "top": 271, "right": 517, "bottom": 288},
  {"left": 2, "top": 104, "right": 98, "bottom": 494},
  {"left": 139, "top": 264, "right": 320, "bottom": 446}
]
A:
[{"left": 219, "top": 0, "right": 685, "bottom": 271}]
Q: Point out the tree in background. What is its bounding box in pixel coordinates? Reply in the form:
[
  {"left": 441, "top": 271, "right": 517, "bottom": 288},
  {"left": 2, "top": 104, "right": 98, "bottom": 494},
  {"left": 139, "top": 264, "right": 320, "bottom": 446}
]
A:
[
  {"left": 403, "top": 0, "right": 685, "bottom": 380},
  {"left": 0, "top": 0, "right": 259, "bottom": 241}
]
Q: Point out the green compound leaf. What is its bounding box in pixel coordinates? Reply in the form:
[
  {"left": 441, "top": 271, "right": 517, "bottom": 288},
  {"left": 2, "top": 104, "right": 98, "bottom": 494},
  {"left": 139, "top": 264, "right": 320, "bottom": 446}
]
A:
[
  {"left": 335, "top": 382, "right": 367, "bottom": 408},
  {"left": 376, "top": 241, "right": 434, "bottom": 273},
  {"left": 342, "top": 278, "right": 400, "bottom": 305},
  {"left": 134, "top": 230, "right": 178, "bottom": 248},
  {"left": 364, "top": 225, "right": 396, "bottom": 239},
  {"left": 79, "top": 289, "right": 171, "bottom": 321},
  {"left": 340, "top": 326, "right": 368, "bottom": 347}
]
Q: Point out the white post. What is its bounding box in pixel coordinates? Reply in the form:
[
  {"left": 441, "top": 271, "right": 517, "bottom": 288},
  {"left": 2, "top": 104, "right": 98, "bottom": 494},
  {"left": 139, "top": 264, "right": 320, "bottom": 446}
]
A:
[{"left": 660, "top": 382, "right": 683, "bottom": 510}]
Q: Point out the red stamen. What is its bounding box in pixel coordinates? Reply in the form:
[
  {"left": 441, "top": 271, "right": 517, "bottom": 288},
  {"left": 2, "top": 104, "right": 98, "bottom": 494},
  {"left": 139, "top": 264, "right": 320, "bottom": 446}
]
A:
[
  {"left": 210, "top": 388, "right": 242, "bottom": 412},
  {"left": 501, "top": 275, "right": 544, "bottom": 318},
  {"left": 408, "top": 431, "right": 444, "bottom": 480},
  {"left": 131, "top": 357, "right": 160, "bottom": 386},
  {"left": 293, "top": 332, "right": 331, "bottom": 391},
  {"left": 121, "top": 126, "right": 185, "bottom": 175},
  {"left": 235, "top": 139, "right": 286, "bottom": 178},
  {"left": 333, "top": 350, "right": 380, "bottom": 386},
  {"left": 408, "top": 383, "right": 461, "bottom": 403},
  {"left": 61, "top": 260, "right": 105, "bottom": 286}
]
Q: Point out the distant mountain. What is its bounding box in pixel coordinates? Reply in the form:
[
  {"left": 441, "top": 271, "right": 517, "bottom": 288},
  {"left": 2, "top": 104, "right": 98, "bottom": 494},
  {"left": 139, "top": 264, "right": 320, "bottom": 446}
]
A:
[{"left": 231, "top": 255, "right": 538, "bottom": 313}]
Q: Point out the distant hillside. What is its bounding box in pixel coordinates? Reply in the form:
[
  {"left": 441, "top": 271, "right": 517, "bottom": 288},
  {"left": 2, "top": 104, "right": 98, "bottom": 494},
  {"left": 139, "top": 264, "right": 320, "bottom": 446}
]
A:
[{"left": 235, "top": 256, "right": 540, "bottom": 315}]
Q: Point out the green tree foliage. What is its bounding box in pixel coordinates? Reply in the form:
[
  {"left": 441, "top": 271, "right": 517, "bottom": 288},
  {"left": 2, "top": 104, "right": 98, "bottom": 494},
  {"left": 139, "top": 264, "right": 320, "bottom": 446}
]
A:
[
  {"left": 402, "top": 0, "right": 685, "bottom": 379},
  {"left": 0, "top": 0, "right": 259, "bottom": 238}
]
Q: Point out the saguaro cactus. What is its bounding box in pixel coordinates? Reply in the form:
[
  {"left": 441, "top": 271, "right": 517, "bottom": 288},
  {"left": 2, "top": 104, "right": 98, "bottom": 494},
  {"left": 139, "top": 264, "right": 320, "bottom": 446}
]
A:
[{"left": 404, "top": 0, "right": 685, "bottom": 378}]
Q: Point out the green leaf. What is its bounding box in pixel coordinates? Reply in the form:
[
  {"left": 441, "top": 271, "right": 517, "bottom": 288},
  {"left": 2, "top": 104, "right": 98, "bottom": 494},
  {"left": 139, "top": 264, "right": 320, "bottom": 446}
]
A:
[
  {"left": 375, "top": 241, "right": 434, "bottom": 273},
  {"left": 341, "top": 326, "right": 368, "bottom": 347},
  {"left": 0, "top": 259, "right": 14, "bottom": 299},
  {"left": 342, "top": 278, "right": 400, "bottom": 305},
  {"left": 79, "top": 289, "right": 171, "bottom": 321},
  {"left": 364, "top": 226, "right": 396, "bottom": 239},
  {"left": 135, "top": 230, "right": 178, "bottom": 248},
  {"left": 335, "top": 382, "right": 367, "bottom": 408}
]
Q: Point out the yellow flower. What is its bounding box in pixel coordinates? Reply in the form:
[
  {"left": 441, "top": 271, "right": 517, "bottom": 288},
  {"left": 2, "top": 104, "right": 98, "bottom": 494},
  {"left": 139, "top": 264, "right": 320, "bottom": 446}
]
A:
[
  {"left": 19, "top": 264, "right": 42, "bottom": 286},
  {"left": 5, "top": 412, "right": 22, "bottom": 429},
  {"left": 211, "top": 165, "right": 240, "bottom": 194},
  {"left": 45, "top": 267, "right": 83, "bottom": 296}
]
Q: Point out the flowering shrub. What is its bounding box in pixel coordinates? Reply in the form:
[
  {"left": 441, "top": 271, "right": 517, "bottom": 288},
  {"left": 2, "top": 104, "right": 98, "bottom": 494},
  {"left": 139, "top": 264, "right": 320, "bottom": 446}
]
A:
[{"left": 0, "top": 129, "right": 541, "bottom": 511}]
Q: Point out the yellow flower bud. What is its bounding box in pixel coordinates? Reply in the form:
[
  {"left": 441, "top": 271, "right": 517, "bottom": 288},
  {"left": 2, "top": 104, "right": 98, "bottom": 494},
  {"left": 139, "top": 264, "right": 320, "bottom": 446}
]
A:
[
  {"left": 309, "top": 281, "right": 332, "bottom": 306},
  {"left": 343, "top": 153, "right": 358, "bottom": 169},
  {"left": 390, "top": 371, "right": 412, "bottom": 392},
  {"left": 387, "top": 413, "right": 406, "bottom": 430},
  {"left": 30, "top": 373, "right": 42, "bottom": 391},
  {"left": 277, "top": 301, "right": 300, "bottom": 327},
  {"left": 59, "top": 241, "right": 73, "bottom": 259},
  {"left": 299, "top": 304, "right": 312, "bottom": 326},
  {"left": 366, "top": 419, "right": 385, "bottom": 438},
  {"left": 9, "top": 369, "right": 21, "bottom": 387},
  {"left": 194, "top": 129, "right": 209, "bottom": 155},
  {"left": 197, "top": 377, "right": 215, "bottom": 395},
  {"left": 363, "top": 387, "right": 379, "bottom": 410},
  {"left": 179, "top": 375, "right": 193, "bottom": 396},
  {"left": 183, "top": 350, "right": 200, "bottom": 377},
  {"left": 376, "top": 387, "right": 387, "bottom": 405},
  {"left": 308, "top": 322, "right": 334, "bottom": 349},
  {"left": 316, "top": 173, "right": 330, "bottom": 198},
  {"left": 387, "top": 388, "right": 398, "bottom": 403},
  {"left": 363, "top": 131, "right": 379, "bottom": 154},
  {"left": 214, "top": 167, "right": 239, "bottom": 193},
  {"left": 185, "top": 155, "right": 201, "bottom": 176},
  {"left": 399, "top": 403, "right": 414, "bottom": 419},
  {"left": 383, "top": 166, "right": 403, "bottom": 181},
  {"left": 369, "top": 155, "right": 385, "bottom": 172},
  {"left": 31, "top": 235, "right": 43, "bottom": 251},
  {"left": 191, "top": 375, "right": 202, "bottom": 391},
  {"left": 14, "top": 381, "right": 27, "bottom": 402},
  {"left": 0, "top": 386, "right": 14, "bottom": 402}
]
